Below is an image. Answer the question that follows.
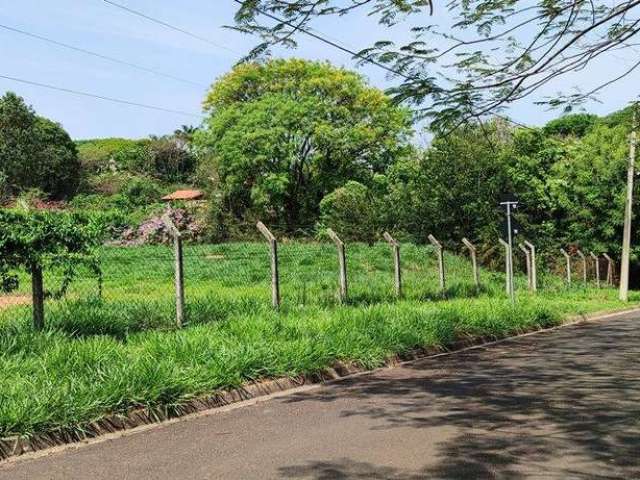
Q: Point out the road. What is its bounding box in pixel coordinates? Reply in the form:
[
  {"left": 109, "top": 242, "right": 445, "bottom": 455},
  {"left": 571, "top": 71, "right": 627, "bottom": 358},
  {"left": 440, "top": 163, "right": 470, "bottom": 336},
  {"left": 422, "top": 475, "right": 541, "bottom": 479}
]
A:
[{"left": 1, "top": 311, "right": 639, "bottom": 479}]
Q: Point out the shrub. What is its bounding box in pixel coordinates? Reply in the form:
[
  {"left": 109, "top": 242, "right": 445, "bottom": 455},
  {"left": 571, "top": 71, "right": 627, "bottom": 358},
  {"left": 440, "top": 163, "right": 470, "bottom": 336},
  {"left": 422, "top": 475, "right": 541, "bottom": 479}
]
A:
[{"left": 319, "top": 181, "right": 377, "bottom": 241}]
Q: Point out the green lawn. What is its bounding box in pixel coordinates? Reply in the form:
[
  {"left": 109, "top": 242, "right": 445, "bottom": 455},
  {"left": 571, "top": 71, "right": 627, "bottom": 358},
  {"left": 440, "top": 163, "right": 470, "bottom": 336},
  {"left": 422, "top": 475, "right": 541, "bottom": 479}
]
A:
[{"left": 0, "top": 242, "right": 634, "bottom": 438}]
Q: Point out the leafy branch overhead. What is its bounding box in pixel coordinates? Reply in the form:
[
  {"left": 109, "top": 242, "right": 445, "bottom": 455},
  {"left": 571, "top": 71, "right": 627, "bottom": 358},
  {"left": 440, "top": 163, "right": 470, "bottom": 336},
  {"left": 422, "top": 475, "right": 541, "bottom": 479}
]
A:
[{"left": 233, "top": 0, "right": 640, "bottom": 130}]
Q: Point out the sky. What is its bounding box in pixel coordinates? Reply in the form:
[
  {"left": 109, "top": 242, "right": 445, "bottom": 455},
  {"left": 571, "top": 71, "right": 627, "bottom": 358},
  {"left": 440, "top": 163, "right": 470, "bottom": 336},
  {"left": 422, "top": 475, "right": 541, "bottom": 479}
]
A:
[{"left": 1, "top": 0, "right": 639, "bottom": 140}]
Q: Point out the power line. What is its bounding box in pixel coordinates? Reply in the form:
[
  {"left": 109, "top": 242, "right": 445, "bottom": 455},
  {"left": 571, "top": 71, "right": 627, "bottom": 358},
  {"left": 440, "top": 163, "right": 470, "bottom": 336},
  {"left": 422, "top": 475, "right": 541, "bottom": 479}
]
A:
[
  {"left": 0, "top": 23, "right": 208, "bottom": 88},
  {"left": 233, "top": 0, "right": 406, "bottom": 80},
  {"left": 238, "top": 0, "right": 532, "bottom": 130},
  {"left": 102, "top": 0, "right": 239, "bottom": 55},
  {"left": 0, "top": 74, "right": 203, "bottom": 118}
]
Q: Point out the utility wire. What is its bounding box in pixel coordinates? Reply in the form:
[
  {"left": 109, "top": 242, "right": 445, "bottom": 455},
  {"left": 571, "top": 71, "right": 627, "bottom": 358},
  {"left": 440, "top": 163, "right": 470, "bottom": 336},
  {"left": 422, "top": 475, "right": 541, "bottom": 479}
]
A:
[
  {"left": 0, "top": 23, "right": 208, "bottom": 88},
  {"left": 237, "top": 0, "right": 532, "bottom": 130},
  {"left": 0, "top": 74, "right": 203, "bottom": 118},
  {"left": 102, "top": 0, "right": 239, "bottom": 55}
]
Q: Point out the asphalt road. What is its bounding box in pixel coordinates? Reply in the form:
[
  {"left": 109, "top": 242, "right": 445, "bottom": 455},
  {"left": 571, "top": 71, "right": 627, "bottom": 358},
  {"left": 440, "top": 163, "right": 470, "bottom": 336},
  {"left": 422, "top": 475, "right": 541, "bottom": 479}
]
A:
[{"left": 2, "top": 311, "right": 639, "bottom": 479}]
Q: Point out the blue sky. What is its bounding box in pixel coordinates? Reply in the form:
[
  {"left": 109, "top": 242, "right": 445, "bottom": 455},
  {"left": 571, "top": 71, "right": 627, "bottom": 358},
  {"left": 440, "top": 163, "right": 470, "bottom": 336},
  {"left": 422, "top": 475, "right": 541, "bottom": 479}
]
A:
[{"left": 1, "top": 0, "right": 638, "bottom": 140}]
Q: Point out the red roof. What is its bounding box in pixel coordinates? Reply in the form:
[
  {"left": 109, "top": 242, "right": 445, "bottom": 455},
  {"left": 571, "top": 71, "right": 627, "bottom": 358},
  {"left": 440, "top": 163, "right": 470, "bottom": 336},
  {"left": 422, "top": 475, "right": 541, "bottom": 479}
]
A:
[{"left": 162, "top": 189, "right": 204, "bottom": 201}]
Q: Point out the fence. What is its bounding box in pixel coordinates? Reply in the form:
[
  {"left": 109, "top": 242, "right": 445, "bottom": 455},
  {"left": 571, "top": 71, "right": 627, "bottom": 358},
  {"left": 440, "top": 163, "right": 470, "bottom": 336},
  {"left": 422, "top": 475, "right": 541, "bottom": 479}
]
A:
[{"left": 0, "top": 225, "right": 618, "bottom": 331}]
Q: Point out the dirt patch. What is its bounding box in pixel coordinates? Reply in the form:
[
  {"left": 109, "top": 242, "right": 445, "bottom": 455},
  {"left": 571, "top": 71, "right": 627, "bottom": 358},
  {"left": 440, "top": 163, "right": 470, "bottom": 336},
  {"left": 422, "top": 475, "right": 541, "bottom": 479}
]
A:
[
  {"left": 0, "top": 295, "right": 30, "bottom": 310},
  {"left": 205, "top": 254, "right": 226, "bottom": 260}
]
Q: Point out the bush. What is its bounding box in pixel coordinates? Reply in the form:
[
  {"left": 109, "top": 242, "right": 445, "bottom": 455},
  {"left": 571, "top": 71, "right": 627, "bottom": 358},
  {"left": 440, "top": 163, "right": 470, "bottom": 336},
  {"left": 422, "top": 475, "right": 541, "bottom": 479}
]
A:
[
  {"left": 121, "top": 176, "right": 164, "bottom": 207},
  {"left": 319, "top": 181, "right": 377, "bottom": 241}
]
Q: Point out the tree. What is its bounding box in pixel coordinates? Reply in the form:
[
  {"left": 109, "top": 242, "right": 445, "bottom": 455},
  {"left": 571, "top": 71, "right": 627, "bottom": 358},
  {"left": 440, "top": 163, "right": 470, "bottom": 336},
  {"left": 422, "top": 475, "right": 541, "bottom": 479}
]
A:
[
  {"left": 542, "top": 114, "right": 598, "bottom": 138},
  {"left": 194, "top": 59, "right": 412, "bottom": 232},
  {"left": 77, "top": 135, "right": 196, "bottom": 183},
  {"left": 0, "top": 92, "right": 80, "bottom": 198},
  {"left": 0, "top": 210, "right": 103, "bottom": 330},
  {"left": 234, "top": 1, "right": 640, "bottom": 130},
  {"left": 381, "top": 120, "right": 513, "bottom": 246},
  {"left": 550, "top": 123, "right": 631, "bottom": 255},
  {"left": 146, "top": 135, "right": 196, "bottom": 183}
]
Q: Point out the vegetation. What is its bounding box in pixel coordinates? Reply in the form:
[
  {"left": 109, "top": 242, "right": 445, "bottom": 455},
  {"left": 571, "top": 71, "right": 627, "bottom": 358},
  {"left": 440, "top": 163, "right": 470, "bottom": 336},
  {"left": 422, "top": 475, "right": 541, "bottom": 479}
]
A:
[
  {"left": 1, "top": 70, "right": 635, "bottom": 267},
  {"left": 194, "top": 59, "right": 412, "bottom": 236},
  {"left": 0, "top": 210, "right": 103, "bottom": 329},
  {"left": 0, "top": 92, "right": 79, "bottom": 199},
  {"left": 0, "top": 58, "right": 636, "bottom": 442},
  {"left": 234, "top": 1, "right": 640, "bottom": 127},
  {"left": 0, "top": 241, "right": 632, "bottom": 438}
]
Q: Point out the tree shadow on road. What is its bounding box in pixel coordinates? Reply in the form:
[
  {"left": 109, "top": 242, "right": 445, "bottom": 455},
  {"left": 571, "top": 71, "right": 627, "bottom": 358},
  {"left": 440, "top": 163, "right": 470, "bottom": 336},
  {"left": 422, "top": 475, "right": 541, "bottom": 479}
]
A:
[{"left": 281, "top": 318, "right": 640, "bottom": 478}]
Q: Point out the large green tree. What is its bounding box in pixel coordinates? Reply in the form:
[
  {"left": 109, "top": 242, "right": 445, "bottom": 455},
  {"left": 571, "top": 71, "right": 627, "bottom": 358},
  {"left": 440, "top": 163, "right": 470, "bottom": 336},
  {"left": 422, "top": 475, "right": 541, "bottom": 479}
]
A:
[
  {"left": 195, "top": 59, "right": 412, "bottom": 232},
  {"left": 0, "top": 92, "right": 80, "bottom": 199}
]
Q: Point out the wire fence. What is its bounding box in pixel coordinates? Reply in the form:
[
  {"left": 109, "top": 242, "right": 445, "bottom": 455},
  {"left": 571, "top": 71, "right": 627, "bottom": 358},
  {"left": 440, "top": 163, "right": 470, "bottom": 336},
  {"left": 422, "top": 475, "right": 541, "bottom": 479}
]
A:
[{"left": 0, "top": 232, "right": 617, "bottom": 333}]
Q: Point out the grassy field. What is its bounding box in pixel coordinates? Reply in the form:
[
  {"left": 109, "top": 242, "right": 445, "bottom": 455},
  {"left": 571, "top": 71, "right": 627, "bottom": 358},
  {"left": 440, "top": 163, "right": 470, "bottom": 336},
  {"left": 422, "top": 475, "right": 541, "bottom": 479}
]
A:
[{"left": 0, "top": 242, "right": 634, "bottom": 438}]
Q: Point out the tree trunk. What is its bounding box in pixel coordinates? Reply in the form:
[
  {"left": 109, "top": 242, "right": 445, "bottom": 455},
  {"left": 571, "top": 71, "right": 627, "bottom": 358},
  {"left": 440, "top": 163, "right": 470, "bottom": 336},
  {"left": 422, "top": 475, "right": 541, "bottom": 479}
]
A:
[{"left": 31, "top": 264, "right": 45, "bottom": 331}]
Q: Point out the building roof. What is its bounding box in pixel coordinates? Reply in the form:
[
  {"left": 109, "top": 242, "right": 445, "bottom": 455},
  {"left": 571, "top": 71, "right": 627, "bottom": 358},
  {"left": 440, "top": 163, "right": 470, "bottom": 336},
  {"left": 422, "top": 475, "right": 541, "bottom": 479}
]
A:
[{"left": 161, "top": 189, "right": 205, "bottom": 201}]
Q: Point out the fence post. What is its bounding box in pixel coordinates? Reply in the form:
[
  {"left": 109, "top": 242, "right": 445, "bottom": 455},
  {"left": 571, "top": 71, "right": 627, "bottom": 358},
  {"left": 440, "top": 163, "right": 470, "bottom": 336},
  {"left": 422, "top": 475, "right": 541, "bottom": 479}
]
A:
[
  {"left": 163, "top": 214, "right": 185, "bottom": 327},
  {"left": 428, "top": 234, "right": 446, "bottom": 292},
  {"left": 576, "top": 250, "right": 587, "bottom": 285},
  {"left": 498, "top": 238, "right": 512, "bottom": 297},
  {"left": 383, "top": 232, "right": 402, "bottom": 298},
  {"left": 523, "top": 240, "right": 537, "bottom": 292},
  {"left": 560, "top": 248, "right": 571, "bottom": 285},
  {"left": 603, "top": 253, "right": 614, "bottom": 286},
  {"left": 257, "top": 221, "right": 280, "bottom": 309},
  {"left": 462, "top": 238, "right": 479, "bottom": 287},
  {"left": 31, "top": 263, "right": 45, "bottom": 331},
  {"left": 326, "top": 228, "right": 348, "bottom": 303},
  {"left": 590, "top": 252, "right": 600, "bottom": 288},
  {"left": 518, "top": 243, "right": 532, "bottom": 291}
]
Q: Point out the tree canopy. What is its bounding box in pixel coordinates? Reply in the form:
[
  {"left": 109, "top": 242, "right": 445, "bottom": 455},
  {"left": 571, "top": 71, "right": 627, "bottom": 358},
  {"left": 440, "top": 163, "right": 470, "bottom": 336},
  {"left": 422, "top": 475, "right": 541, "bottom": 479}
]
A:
[
  {"left": 194, "top": 58, "right": 412, "bottom": 233},
  {"left": 0, "top": 92, "right": 80, "bottom": 199}
]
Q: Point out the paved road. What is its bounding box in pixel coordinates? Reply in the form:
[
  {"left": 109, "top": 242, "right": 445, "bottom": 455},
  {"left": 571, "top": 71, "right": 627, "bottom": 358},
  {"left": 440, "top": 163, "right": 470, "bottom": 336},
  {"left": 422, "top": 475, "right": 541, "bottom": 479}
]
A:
[{"left": 2, "top": 311, "right": 640, "bottom": 479}]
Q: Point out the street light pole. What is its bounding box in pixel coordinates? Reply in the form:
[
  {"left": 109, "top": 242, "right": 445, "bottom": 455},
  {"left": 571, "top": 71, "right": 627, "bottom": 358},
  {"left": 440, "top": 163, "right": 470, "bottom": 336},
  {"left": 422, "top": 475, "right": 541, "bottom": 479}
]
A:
[
  {"left": 500, "top": 197, "right": 519, "bottom": 303},
  {"left": 620, "top": 105, "right": 638, "bottom": 301}
]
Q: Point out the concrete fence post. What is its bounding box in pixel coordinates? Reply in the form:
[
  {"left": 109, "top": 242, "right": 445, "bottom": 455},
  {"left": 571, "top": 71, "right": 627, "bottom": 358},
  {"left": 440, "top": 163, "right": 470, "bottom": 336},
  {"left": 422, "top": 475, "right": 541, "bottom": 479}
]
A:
[
  {"left": 603, "top": 253, "right": 614, "bottom": 286},
  {"left": 257, "top": 221, "right": 280, "bottom": 309},
  {"left": 560, "top": 248, "right": 571, "bottom": 285},
  {"left": 326, "top": 228, "right": 348, "bottom": 303},
  {"left": 576, "top": 250, "right": 587, "bottom": 285},
  {"left": 523, "top": 241, "right": 537, "bottom": 292},
  {"left": 462, "top": 238, "right": 479, "bottom": 287},
  {"left": 383, "top": 232, "right": 402, "bottom": 298},
  {"left": 518, "top": 243, "right": 533, "bottom": 291},
  {"left": 428, "top": 234, "right": 446, "bottom": 292},
  {"left": 162, "top": 213, "right": 185, "bottom": 327},
  {"left": 590, "top": 252, "right": 600, "bottom": 288},
  {"left": 499, "top": 238, "right": 512, "bottom": 297}
]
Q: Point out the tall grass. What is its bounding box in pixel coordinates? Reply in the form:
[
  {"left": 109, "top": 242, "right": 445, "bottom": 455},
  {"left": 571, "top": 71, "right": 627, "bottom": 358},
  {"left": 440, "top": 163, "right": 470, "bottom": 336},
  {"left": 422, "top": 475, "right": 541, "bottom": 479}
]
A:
[{"left": 0, "top": 242, "right": 633, "bottom": 438}]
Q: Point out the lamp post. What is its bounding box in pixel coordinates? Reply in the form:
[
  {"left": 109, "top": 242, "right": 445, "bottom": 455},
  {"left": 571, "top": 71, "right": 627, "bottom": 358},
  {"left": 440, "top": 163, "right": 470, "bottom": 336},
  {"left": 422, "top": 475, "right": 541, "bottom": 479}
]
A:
[{"left": 500, "top": 195, "right": 519, "bottom": 303}]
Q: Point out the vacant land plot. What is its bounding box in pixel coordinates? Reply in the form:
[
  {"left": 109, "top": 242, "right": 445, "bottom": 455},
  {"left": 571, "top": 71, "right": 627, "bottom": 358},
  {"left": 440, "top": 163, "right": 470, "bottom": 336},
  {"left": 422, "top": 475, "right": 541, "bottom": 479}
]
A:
[{"left": 0, "top": 242, "right": 632, "bottom": 441}]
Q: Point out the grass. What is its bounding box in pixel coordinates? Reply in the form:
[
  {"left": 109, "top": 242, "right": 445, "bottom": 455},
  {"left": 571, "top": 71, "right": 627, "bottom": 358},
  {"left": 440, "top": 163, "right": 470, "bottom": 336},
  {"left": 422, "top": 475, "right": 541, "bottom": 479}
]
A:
[{"left": 0, "top": 242, "right": 635, "bottom": 439}]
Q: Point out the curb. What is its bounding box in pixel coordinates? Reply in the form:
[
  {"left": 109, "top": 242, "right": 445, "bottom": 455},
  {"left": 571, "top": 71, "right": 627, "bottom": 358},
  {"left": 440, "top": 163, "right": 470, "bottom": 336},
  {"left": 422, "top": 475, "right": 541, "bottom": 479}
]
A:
[{"left": 1, "top": 305, "right": 639, "bottom": 465}]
